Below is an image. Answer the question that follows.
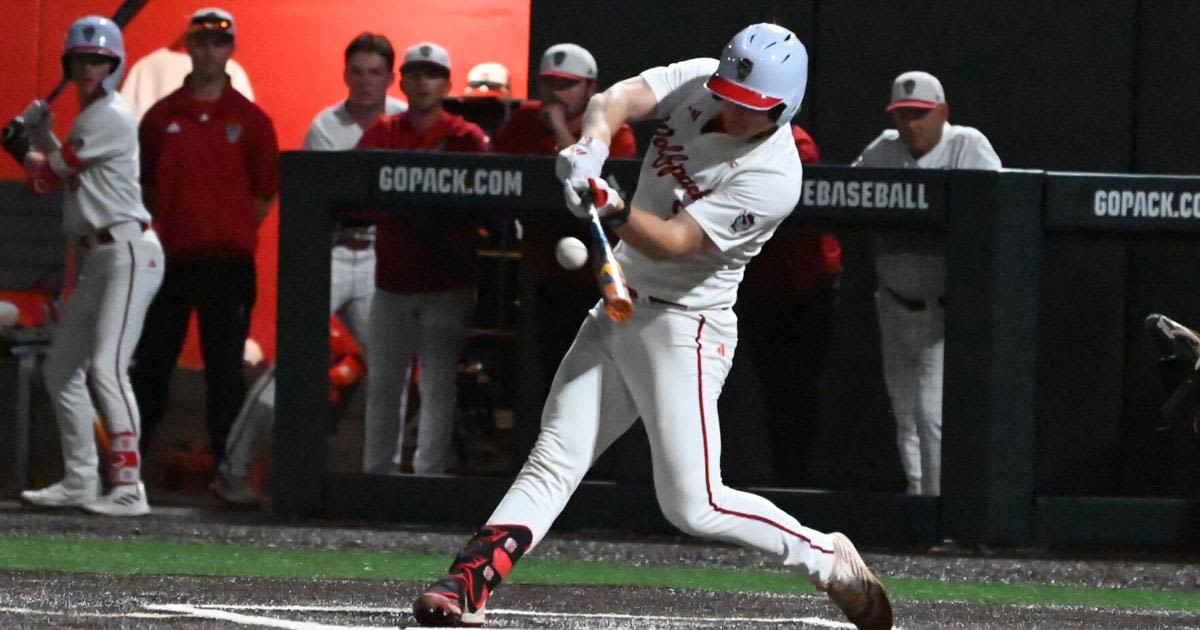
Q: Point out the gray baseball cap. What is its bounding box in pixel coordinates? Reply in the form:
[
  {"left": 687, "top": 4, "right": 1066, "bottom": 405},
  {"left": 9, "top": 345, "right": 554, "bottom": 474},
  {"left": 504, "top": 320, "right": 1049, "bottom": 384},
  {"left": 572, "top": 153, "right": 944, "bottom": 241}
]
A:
[
  {"left": 539, "top": 43, "right": 597, "bottom": 81},
  {"left": 887, "top": 71, "right": 945, "bottom": 111},
  {"left": 401, "top": 42, "right": 451, "bottom": 74}
]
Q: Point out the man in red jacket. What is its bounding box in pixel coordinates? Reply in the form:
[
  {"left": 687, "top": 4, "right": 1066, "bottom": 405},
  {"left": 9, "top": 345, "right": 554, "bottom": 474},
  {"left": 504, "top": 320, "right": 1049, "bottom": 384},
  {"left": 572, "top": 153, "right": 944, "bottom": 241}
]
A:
[
  {"left": 357, "top": 42, "right": 489, "bottom": 474},
  {"left": 131, "top": 8, "right": 279, "bottom": 471}
]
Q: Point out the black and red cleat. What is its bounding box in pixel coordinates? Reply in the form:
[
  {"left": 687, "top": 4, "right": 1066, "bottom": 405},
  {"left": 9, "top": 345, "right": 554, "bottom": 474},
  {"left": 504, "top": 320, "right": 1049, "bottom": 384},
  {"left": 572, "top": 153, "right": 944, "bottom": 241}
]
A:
[
  {"left": 411, "top": 524, "right": 532, "bottom": 627},
  {"left": 413, "top": 575, "right": 477, "bottom": 626}
]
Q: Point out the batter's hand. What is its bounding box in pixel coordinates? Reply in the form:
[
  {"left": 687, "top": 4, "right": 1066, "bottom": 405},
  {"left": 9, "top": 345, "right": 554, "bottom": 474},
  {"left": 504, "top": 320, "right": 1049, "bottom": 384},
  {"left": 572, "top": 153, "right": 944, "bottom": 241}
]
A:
[
  {"left": 555, "top": 136, "right": 609, "bottom": 182},
  {"left": 563, "top": 177, "right": 626, "bottom": 223},
  {"left": 21, "top": 100, "right": 49, "bottom": 129},
  {"left": 1, "top": 118, "right": 31, "bottom": 164}
]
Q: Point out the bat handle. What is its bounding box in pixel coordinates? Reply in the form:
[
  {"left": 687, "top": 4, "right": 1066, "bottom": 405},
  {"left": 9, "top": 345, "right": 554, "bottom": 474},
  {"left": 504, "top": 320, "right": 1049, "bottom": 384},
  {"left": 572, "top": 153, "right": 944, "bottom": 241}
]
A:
[{"left": 45, "top": 80, "right": 68, "bottom": 105}]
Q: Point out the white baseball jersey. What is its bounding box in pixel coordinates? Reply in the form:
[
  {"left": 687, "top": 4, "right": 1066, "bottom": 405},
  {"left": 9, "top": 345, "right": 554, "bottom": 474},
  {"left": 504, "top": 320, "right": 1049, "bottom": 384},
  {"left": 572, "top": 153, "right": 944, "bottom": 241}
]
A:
[
  {"left": 48, "top": 91, "right": 152, "bottom": 237},
  {"left": 302, "top": 97, "right": 408, "bottom": 150},
  {"left": 853, "top": 122, "right": 1001, "bottom": 298},
  {"left": 617, "top": 58, "right": 802, "bottom": 310}
]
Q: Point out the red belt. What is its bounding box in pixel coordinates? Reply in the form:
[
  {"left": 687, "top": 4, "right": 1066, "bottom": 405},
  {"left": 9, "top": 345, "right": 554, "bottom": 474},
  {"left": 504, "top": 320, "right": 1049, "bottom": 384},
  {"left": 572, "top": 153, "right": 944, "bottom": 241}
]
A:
[{"left": 79, "top": 221, "right": 149, "bottom": 249}]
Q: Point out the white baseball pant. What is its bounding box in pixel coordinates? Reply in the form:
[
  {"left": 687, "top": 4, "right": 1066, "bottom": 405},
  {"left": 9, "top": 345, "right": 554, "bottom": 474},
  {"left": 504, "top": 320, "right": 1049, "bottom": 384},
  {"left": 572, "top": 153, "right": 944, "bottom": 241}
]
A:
[
  {"left": 486, "top": 305, "right": 836, "bottom": 584},
  {"left": 42, "top": 222, "right": 163, "bottom": 489},
  {"left": 362, "top": 288, "right": 472, "bottom": 474},
  {"left": 875, "top": 288, "right": 944, "bottom": 496}
]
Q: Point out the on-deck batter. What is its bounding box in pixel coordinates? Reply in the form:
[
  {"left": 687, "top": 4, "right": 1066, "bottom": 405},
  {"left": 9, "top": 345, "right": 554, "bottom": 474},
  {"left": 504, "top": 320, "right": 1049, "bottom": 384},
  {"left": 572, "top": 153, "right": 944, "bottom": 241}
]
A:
[
  {"left": 411, "top": 23, "right": 892, "bottom": 630},
  {"left": 3, "top": 16, "right": 164, "bottom": 517}
]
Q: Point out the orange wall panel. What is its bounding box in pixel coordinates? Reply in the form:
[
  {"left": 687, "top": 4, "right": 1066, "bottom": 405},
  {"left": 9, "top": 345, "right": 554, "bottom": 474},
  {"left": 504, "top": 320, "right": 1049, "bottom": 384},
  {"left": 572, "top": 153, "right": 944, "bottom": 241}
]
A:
[{"left": 3, "top": 0, "right": 531, "bottom": 365}]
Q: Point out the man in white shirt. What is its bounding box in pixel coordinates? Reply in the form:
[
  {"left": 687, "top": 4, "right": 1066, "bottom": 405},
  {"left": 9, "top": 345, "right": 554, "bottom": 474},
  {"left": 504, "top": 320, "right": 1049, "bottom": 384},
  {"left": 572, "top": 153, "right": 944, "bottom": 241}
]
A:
[
  {"left": 210, "top": 33, "right": 406, "bottom": 505},
  {"left": 409, "top": 23, "right": 892, "bottom": 630},
  {"left": 853, "top": 71, "right": 1002, "bottom": 497}
]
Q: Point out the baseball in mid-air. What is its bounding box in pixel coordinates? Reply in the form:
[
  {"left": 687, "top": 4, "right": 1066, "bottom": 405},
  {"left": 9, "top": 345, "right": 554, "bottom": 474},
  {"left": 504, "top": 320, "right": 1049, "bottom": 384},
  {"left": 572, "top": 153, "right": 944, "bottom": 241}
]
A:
[{"left": 555, "top": 237, "right": 589, "bottom": 270}]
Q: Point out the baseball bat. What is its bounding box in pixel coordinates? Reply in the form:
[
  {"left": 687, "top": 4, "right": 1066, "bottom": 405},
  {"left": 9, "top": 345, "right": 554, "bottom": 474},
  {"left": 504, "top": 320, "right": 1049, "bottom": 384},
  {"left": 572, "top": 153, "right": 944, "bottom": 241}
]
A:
[
  {"left": 43, "top": 0, "right": 153, "bottom": 103},
  {"left": 585, "top": 179, "right": 633, "bottom": 323}
]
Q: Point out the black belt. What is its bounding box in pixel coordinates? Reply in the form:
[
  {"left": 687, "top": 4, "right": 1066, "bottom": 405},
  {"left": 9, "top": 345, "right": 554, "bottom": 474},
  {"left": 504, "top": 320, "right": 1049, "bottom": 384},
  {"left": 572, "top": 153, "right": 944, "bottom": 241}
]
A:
[
  {"left": 885, "top": 287, "right": 944, "bottom": 311},
  {"left": 627, "top": 287, "right": 689, "bottom": 310},
  {"left": 79, "top": 221, "right": 149, "bottom": 249},
  {"left": 334, "top": 236, "right": 374, "bottom": 251}
]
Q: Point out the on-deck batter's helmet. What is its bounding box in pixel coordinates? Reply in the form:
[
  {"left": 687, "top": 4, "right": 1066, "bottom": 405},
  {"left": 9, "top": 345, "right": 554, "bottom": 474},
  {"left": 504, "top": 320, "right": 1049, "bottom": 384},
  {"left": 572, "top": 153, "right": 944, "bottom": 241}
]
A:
[
  {"left": 61, "top": 15, "right": 126, "bottom": 93},
  {"left": 705, "top": 23, "right": 808, "bottom": 125}
]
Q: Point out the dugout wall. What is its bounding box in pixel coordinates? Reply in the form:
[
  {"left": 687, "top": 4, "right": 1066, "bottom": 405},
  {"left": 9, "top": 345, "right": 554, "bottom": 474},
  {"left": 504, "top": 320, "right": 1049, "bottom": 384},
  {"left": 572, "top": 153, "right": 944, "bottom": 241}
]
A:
[{"left": 276, "top": 152, "right": 1200, "bottom": 547}]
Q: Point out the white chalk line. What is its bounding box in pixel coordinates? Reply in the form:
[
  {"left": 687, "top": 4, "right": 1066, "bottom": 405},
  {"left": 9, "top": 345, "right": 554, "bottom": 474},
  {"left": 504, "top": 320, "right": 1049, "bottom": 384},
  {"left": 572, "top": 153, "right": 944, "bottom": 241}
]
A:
[{"left": 2, "top": 602, "right": 859, "bottom": 629}]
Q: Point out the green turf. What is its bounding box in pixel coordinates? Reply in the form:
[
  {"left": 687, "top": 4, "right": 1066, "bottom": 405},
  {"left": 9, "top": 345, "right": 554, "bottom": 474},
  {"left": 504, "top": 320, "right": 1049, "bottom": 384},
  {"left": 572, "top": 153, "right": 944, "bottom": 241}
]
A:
[{"left": 1, "top": 534, "right": 1198, "bottom": 613}]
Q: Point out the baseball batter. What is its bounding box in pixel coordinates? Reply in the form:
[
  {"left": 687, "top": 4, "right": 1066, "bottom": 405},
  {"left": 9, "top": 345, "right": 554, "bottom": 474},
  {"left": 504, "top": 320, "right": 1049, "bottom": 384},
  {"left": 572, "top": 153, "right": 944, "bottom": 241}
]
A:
[
  {"left": 853, "top": 71, "right": 1001, "bottom": 496},
  {"left": 2, "top": 16, "right": 164, "bottom": 516},
  {"left": 412, "top": 24, "right": 892, "bottom": 630}
]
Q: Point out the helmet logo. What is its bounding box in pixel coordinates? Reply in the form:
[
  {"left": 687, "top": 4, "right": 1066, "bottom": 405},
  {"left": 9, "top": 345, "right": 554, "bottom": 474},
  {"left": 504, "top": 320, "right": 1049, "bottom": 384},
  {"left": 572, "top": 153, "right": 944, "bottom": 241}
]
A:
[
  {"left": 82, "top": 25, "right": 96, "bottom": 41},
  {"left": 736, "top": 57, "right": 753, "bottom": 80},
  {"left": 552, "top": 51, "right": 567, "bottom": 66},
  {"left": 419, "top": 45, "right": 432, "bottom": 58},
  {"left": 903, "top": 79, "right": 916, "bottom": 95}
]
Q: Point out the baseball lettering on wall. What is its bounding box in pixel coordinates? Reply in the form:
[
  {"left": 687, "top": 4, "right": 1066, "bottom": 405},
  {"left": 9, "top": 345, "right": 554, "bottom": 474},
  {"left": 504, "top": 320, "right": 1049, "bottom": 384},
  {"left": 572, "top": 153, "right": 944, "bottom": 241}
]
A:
[
  {"left": 378, "top": 165, "right": 522, "bottom": 197},
  {"left": 793, "top": 166, "right": 945, "bottom": 225},
  {"left": 802, "top": 179, "right": 930, "bottom": 210},
  {"left": 1092, "top": 189, "right": 1200, "bottom": 219},
  {"left": 1045, "top": 174, "right": 1200, "bottom": 232}
]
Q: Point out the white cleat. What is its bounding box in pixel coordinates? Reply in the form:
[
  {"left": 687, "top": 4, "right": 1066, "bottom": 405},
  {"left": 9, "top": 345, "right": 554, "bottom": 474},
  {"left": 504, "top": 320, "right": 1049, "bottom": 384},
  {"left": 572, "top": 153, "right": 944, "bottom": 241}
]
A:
[
  {"left": 81, "top": 482, "right": 151, "bottom": 517},
  {"left": 816, "top": 532, "right": 894, "bottom": 630},
  {"left": 20, "top": 479, "right": 100, "bottom": 508}
]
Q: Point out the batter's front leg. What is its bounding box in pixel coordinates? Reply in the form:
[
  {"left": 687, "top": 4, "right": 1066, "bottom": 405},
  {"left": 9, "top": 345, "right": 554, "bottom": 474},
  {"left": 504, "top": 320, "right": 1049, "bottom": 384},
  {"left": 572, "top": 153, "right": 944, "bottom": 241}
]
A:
[{"left": 487, "top": 312, "right": 639, "bottom": 546}]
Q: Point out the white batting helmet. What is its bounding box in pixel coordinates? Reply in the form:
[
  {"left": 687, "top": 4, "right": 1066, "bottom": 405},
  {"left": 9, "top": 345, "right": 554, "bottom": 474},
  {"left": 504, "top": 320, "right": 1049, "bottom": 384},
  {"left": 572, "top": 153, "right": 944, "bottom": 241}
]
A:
[
  {"left": 704, "top": 23, "right": 808, "bottom": 124},
  {"left": 62, "top": 15, "right": 126, "bottom": 93}
]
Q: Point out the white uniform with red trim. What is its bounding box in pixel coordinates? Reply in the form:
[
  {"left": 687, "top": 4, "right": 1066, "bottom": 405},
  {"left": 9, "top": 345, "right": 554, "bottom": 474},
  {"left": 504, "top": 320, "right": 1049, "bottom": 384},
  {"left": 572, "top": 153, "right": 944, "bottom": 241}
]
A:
[
  {"left": 39, "top": 90, "right": 164, "bottom": 492},
  {"left": 853, "top": 121, "right": 1001, "bottom": 496},
  {"left": 487, "top": 58, "right": 837, "bottom": 584}
]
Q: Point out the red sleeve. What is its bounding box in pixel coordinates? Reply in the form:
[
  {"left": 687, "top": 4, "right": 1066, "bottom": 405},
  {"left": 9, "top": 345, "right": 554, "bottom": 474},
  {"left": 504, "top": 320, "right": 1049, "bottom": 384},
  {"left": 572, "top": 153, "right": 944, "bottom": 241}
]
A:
[
  {"left": 247, "top": 108, "right": 280, "bottom": 198},
  {"left": 791, "top": 125, "right": 821, "bottom": 164},
  {"left": 492, "top": 107, "right": 536, "bottom": 155},
  {"left": 357, "top": 119, "right": 389, "bottom": 149},
  {"left": 447, "top": 121, "right": 490, "bottom": 153},
  {"left": 610, "top": 124, "right": 639, "bottom": 158},
  {"left": 26, "top": 161, "right": 62, "bottom": 194},
  {"left": 491, "top": 118, "right": 521, "bottom": 154}
]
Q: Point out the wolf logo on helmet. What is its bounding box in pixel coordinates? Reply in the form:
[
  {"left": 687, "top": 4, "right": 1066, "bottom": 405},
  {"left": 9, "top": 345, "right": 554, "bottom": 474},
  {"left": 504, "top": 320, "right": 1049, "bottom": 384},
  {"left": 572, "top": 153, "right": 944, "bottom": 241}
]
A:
[{"left": 704, "top": 23, "right": 808, "bottom": 124}]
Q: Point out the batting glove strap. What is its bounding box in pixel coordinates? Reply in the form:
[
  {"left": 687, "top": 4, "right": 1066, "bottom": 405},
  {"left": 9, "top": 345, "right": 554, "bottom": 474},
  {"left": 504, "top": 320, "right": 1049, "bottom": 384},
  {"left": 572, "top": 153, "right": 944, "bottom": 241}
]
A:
[
  {"left": 586, "top": 177, "right": 628, "bottom": 228},
  {"left": 555, "top": 136, "right": 609, "bottom": 182},
  {"left": 601, "top": 204, "right": 631, "bottom": 230}
]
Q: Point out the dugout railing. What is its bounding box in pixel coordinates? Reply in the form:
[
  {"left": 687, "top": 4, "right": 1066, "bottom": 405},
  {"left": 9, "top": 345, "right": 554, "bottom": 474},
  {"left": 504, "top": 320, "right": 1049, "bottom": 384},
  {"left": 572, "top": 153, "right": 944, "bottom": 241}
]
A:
[{"left": 276, "top": 151, "right": 1200, "bottom": 548}]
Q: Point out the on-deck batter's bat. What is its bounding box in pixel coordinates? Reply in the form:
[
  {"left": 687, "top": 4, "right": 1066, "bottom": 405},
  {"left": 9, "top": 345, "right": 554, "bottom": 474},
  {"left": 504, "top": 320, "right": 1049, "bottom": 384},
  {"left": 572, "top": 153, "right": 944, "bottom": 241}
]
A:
[
  {"left": 43, "top": 0, "right": 154, "bottom": 103},
  {"left": 585, "top": 178, "right": 633, "bottom": 322}
]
